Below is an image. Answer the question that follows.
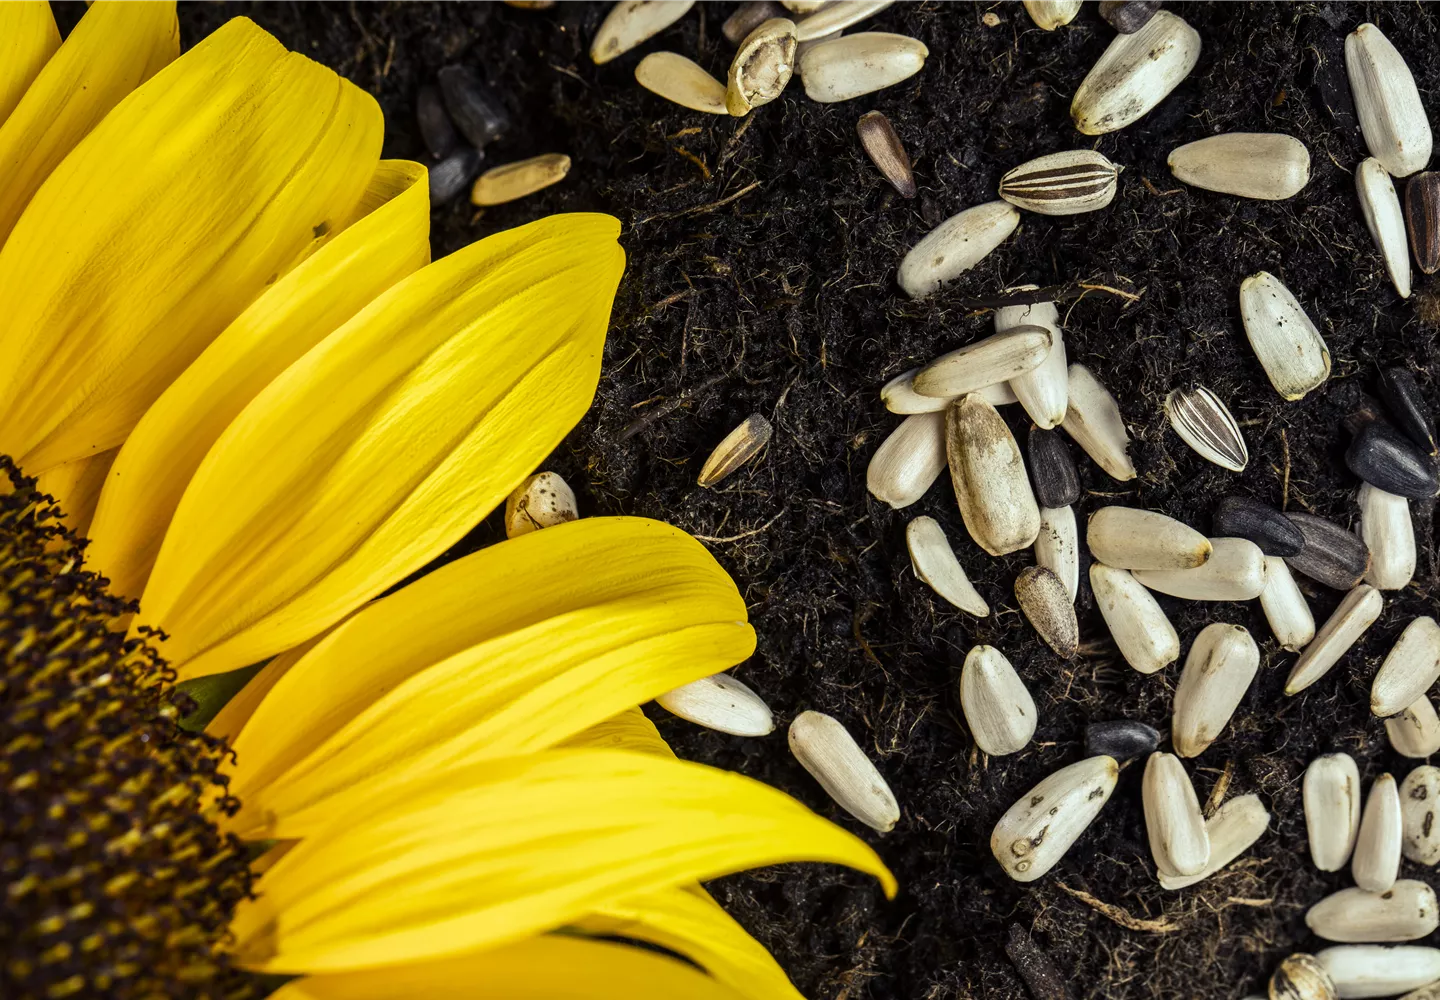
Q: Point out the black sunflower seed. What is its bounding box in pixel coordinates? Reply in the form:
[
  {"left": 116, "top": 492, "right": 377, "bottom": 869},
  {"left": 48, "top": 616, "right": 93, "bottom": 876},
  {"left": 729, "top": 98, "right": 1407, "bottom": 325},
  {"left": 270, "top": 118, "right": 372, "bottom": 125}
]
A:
[
  {"left": 429, "top": 147, "right": 482, "bottom": 205},
  {"left": 1284, "top": 512, "right": 1372, "bottom": 590},
  {"left": 1346, "top": 420, "right": 1440, "bottom": 499},
  {"left": 1212, "top": 495, "right": 1304, "bottom": 557},
  {"left": 416, "top": 84, "right": 458, "bottom": 161},
  {"left": 1027, "top": 426, "right": 1081, "bottom": 509},
  {"left": 1084, "top": 719, "right": 1160, "bottom": 760},
  {"left": 856, "top": 111, "right": 916, "bottom": 200},
  {"left": 1406, "top": 171, "right": 1440, "bottom": 275},
  {"left": 1379, "top": 367, "right": 1438, "bottom": 455},
  {"left": 1005, "top": 924, "right": 1073, "bottom": 1000},
  {"left": 437, "top": 65, "right": 510, "bottom": 151},
  {"left": 1098, "top": 0, "right": 1160, "bottom": 34}
]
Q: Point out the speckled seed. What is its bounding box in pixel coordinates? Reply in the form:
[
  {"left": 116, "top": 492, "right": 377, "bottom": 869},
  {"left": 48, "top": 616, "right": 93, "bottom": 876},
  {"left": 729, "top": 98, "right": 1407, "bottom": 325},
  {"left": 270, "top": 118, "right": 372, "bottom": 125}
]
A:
[
  {"left": 1143, "top": 752, "right": 1211, "bottom": 878},
  {"left": 1357, "top": 157, "right": 1412, "bottom": 299},
  {"left": 1087, "top": 506, "right": 1212, "bottom": 571},
  {"left": 1406, "top": 172, "right": 1440, "bottom": 275},
  {"left": 471, "top": 153, "right": 571, "bottom": 206},
  {"left": 1159, "top": 793, "right": 1270, "bottom": 891},
  {"left": 996, "top": 288, "right": 1069, "bottom": 429},
  {"left": 998, "top": 149, "right": 1121, "bottom": 216},
  {"left": 1060, "top": 363, "right": 1136, "bottom": 480},
  {"left": 1386, "top": 696, "right": 1440, "bottom": 759},
  {"left": 897, "top": 201, "right": 1020, "bottom": 300},
  {"left": 1028, "top": 426, "right": 1081, "bottom": 509},
  {"left": 946, "top": 395, "right": 1041, "bottom": 557},
  {"left": 795, "top": 0, "right": 893, "bottom": 41},
  {"left": 1270, "top": 954, "right": 1338, "bottom": 1000},
  {"left": 1371, "top": 616, "right": 1440, "bottom": 718},
  {"left": 697, "top": 413, "right": 772, "bottom": 487},
  {"left": 1354, "top": 773, "right": 1403, "bottom": 893},
  {"left": 1023, "top": 0, "right": 1081, "bottom": 30},
  {"left": 1239, "top": 271, "right": 1331, "bottom": 401},
  {"left": 635, "top": 52, "right": 730, "bottom": 114},
  {"left": 1346, "top": 22, "right": 1433, "bottom": 177},
  {"left": 1400, "top": 765, "right": 1440, "bottom": 866},
  {"left": 912, "top": 326, "right": 1054, "bottom": 399},
  {"left": 906, "top": 516, "right": 990, "bottom": 617},
  {"left": 655, "top": 672, "right": 775, "bottom": 736},
  {"left": 1131, "top": 537, "right": 1266, "bottom": 602},
  {"left": 1167, "top": 133, "right": 1311, "bottom": 201},
  {"left": 788, "top": 710, "right": 900, "bottom": 832},
  {"left": 1305, "top": 753, "right": 1362, "bottom": 872},
  {"left": 1346, "top": 421, "right": 1439, "bottom": 500},
  {"left": 504, "top": 471, "right": 579, "bottom": 537},
  {"left": 1379, "top": 368, "right": 1437, "bottom": 455},
  {"left": 1318, "top": 945, "right": 1440, "bottom": 999},
  {"left": 1172, "top": 623, "right": 1260, "bottom": 758},
  {"left": 591, "top": 0, "right": 696, "bottom": 64},
  {"left": 1036, "top": 505, "right": 1080, "bottom": 602},
  {"left": 1307, "top": 881, "right": 1439, "bottom": 944},
  {"left": 1286, "top": 513, "right": 1373, "bottom": 591},
  {"left": 866, "top": 411, "right": 946, "bottom": 508},
  {"left": 1261, "top": 556, "right": 1317, "bottom": 653},
  {"left": 1089, "top": 562, "right": 1180, "bottom": 674},
  {"left": 723, "top": 0, "right": 786, "bottom": 44},
  {"left": 960, "top": 645, "right": 1037, "bottom": 757},
  {"left": 1015, "top": 566, "right": 1079, "bottom": 658},
  {"left": 1213, "top": 495, "right": 1305, "bottom": 557},
  {"left": 428, "top": 147, "right": 482, "bottom": 205},
  {"left": 856, "top": 110, "right": 915, "bottom": 198},
  {"left": 799, "top": 31, "right": 929, "bottom": 103},
  {"left": 990, "top": 756, "right": 1119, "bottom": 883},
  {"left": 1164, "top": 386, "right": 1248, "bottom": 471},
  {"left": 1286, "top": 585, "right": 1384, "bottom": 696},
  {"left": 1070, "top": 11, "right": 1200, "bottom": 135},
  {"left": 726, "top": 17, "right": 797, "bottom": 115},
  {"left": 437, "top": 65, "right": 511, "bottom": 150},
  {"left": 416, "top": 84, "right": 458, "bottom": 160},
  {"left": 1084, "top": 720, "right": 1161, "bottom": 760}
]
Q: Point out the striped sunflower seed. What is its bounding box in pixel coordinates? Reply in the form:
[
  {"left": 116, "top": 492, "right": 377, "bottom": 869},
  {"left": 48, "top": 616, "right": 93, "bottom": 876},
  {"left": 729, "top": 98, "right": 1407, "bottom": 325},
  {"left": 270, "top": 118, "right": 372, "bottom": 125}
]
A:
[
  {"left": 1387, "top": 696, "right": 1440, "bottom": 759},
  {"left": 656, "top": 672, "right": 775, "bottom": 736},
  {"left": 429, "top": 147, "right": 482, "bottom": 206},
  {"left": 1084, "top": 719, "right": 1160, "bottom": 760},
  {"left": 1015, "top": 565, "right": 1078, "bottom": 658},
  {"left": 1305, "top": 753, "right": 1362, "bottom": 872},
  {"left": 1158, "top": 793, "right": 1270, "bottom": 891},
  {"left": 1270, "top": 954, "right": 1338, "bottom": 1000},
  {"left": 898, "top": 200, "right": 1020, "bottom": 299},
  {"left": 1362, "top": 485, "right": 1423, "bottom": 591},
  {"left": 1087, "top": 506, "right": 1212, "bottom": 571},
  {"left": 1165, "top": 385, "right": 1247, "bottom": 471},
  {"left": 1060, "top": 363, "right": 1136, "bottom": 480},
  {"left": 1238, "top": 271, "right": 1331, "bottom": 401},
  {"left": 998, "top": 150, "right": 1121, "bottom": 216},
  {"left": 996, "top": 287, "right": 1068, "bottom": 428},
  {"left": 857, "top": 111, "right": 915, "bottom": 199},
  {"left": 635, "top": 52, "right": 730, "bottom": 114},
  {"left": 795, "top": 0, "right": 892, "bottom": 41},
  {"left": 1379, "top": 368, "right": 1437, "bottom": 455},
  {"left": 946, "top": 395, "right": 1041, "bottom": 556},
  {"left": 799, "top": 32, "right": 928, "bottom": 103},
  {"left": 1400, "top": 765, "right": 1440, "bottom": 866},
  {"left": 1167, "top": 133, "right": 1310, "bottom": 201},
  {"left": 959, "top": 645, "right": 1037, "bottom": 757},
  {"left": 990, "top": 756, "right": 1119, "bottom": 882},
  {"left": 1090, "top": 562, "right": 1180, "bottom": 674},
  {"left": 1407, "top": 172, "right": 1440, "bottom": 275},
  {"left": 912, "top": 326, "right": 1053, "bottom": 399},
  {"left": 1357, "top": 157, "right": 1412, "bottom": 298},
  {"left": 1070, "top": 11, "right": 1200, "bottom": 135},
  {"left": 591, "top": 0, "right": 696, "bottom": 64},
  {"left": 1143, "top": 751, "right": 1210, "bottom": 878},
  {"left": 723, "top": 0, "right": 786, "bottom": 44},
  {"left": 906, "top": 516, "right": 990, "bottom": 617},
  {"left": 1261, "top": 556, "right": 1316, "bottom": 652},
  {"left": 1023, "top": 0, "right": 1081, "bottom": 30},
  {"left": 1286, "top": 585, "right": 1384, "bottom": 696},
  {"left": 866, "top": 411, "right": 946, "bottom": 508},
  {"left": 1036, "top": 505, "right": 1079, "bottom": 601},
  {"left": 1172, "top": 623, "right": 1259, "bottom": 758},
  {"left": 1354, "top": 773, "right": 1403, "bottom": 893},
  {"left": 1098, "top": 0, "right": 1159, "bottom": 34},
  {"left": 1286, "top": 512, "right": 1372, "bottom": 591},
  {"left": 471, "top": 153, "right": 571, "bottom": 206},
  {"left": 788, "top": 710, "right": 900, "bottom": 832},
  {"left": 1347, "top": 420, "right": 1440, "bottom": 500},
  {"left": 1372, "top": 616, "right": 1440, "bottom": 718},
  {"left": 698, "top": 413, "right": 772, "bottom": 487},
  {"left": 1027, "top": 426, "right": 1080, "bottom": 509},
  {"left": 1213, "top": 495, "right": 1304, "bottom": 557},
  {"left": 1308, "top": 881, "right": 1440, "bottom": 944},
  {"left": 1318, "top": 946, "right": 1440, "bottom": 999},
  {"left": 504, "top": 471, "right": 578, "bottom": 537},
  {"left": 727, "top": 17, "right": 797, "bottom": 115},
  {"left": 1345, "top": 23, "right": 1433, "bottom": 178},
  {"left": 1132, "top": 536, "right": 1266, "bottom": 602}
]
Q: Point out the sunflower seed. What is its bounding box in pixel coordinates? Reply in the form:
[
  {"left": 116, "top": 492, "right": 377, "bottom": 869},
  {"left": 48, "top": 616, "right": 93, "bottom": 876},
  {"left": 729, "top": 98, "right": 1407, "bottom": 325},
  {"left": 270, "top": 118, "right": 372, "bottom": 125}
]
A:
[
  {"left": 788, "top": 710, "right": 900, "bottom": 832},
  {"left": 997, "top": 289, "right": 1069, "bottom": 428},
  {"left": 1158, "top": 793, "right": 1270, "bottom": 891},
  {"left": 1270, "top": 954, "right": 1338, "bottom": 1000},
  {"left": 1060, "top": 363, "right": 1136, "bottom": 480},
  {"left": 1132, "top": 536, "right": 1266, "bottom": 601},
  {"left": 1004, "top": 924, "right": 1071, "bottom": 1000},
  {"left": 1400, "top": 765, "right": 1440, "bottom": 866},
  {"left": 906, "top": 516, "right": 990, "bottom": 617},
  {"left": 998, "top": 150, "right": 1121, "bottom": 216},
  {"left": 655, "top": 672, "right": 775, "bottom": 736},
  {"left": 881, "top": 368, "right": 1016, "bottom": 413},
  {"left": 1167, "top": 133, "right": 1310, "bottom": 201},
  {"left": 1085, "top": 719, "right": 1160, "bottom": 760},
  {"left": 1347, "top": 421, "right": 1440, "bottom": 500},
  {"left": 1239, "top": 271, "right": 1331, "bottom": 401},
  {"left": 1380, "top": 368, "right": 1437, "bottom": 455},
  {"left": 1307, "top": 881, "right": 1439, "bottom": 945},
  {"left": 437, "top": 65, "right": 511, "bottom": 150},
  {"left": 1372, "top": 617, "right": 1440, "bottom": 718},
  {"left": 1286, "top": 585, "right": 1385, "bottom": 696},
  {"left": 471, "top": 153, "right": 571, "bottom": 206},
  {"left": 1015, "top": 566, "right": 1079, "bottom": 658},
  {"left": 1405, "top": 172, "right": 1440, "bottom": 275},
  {"left": 1354, "top": 773, "right": 1403, "bottom": 893},
  {"left": 1387, "top": 696, "right": 1440, "bottom": 759},
  {"left": 591, "top": 0, "right": 696, "bottom": 64},
  {"left": 947, "top": 395, "right": 1041, "bottom": 556},
  {"left": 726, "top": 17, "right": 797, "bottom": 115},
  {"left": 897, "top": 201, "right": 1020, "bottom": 300},
  {"left": 781, "top": 0, "right": 824, "bottom": 11},
  {"left": 1087, "top": 506, "right": 1212, "bottom": 571},
  {"left": 1070, "top": 11, "right": 1200, "bottom": 135},
  {"left": 1143, "top": 751, "right": 1210, "bottom": 878},
  {"left": 1023, "top": 0, "right": 1081, "bottom": 30},
  {"left": 1098, "top": 0, "right": 1159, "bottom": 34},
  {"left": 795, "top": 0, "right": 892, "bottom": 40},
  {"left": 1401, "top": 981, "right": 1440, "bottom": 1000},
  {"left": 856, "top": 110, "right": 915, "bottom": 198},
  {"left": 1089, "top": 562, "right": 1180, "bottom": 674},
  {"left": 723, "top": 0, "right": 786, "bottom": 44},
  {"left": 416, "top": 85, "right": 458, "bottom": 160},
  {"left": 1319, "top": 945, "right": 1440, "bottom": 999},
  {"left": 960, "top": 645, "right": 1037, "bottom": 757},
  {"left": 1357, "top": 158, "right": 1412, "bottom": 299},
  {"left": 1286, "top": 512, "right": 1373, "bottom": 591},
  {"left": 1346, "top": 23, "right": 1433, "bottom": 178},
  {"left": 866, "top": 411, "right": 946, "bottom": 508},
  {"left": 912, "top": 326, "right": 1054, "bottom": 399},
  {"left": 635, "top": 52, "right": 730, "bottom": 114},
  {"left": 504, "top": 471, "right": 579, "bottom": 537},
  {"left": 1306, "top": 753, "right": 1363, "bottom": 872},
  {"left": 1036, "top": 505, "right": 1080, "bottom": 602},
  {"left": 991, "top": 756, "right": 1119, "bottom": 883},
  {"left": 1213, "top": 495, "right": 1304, "bottom": 557},
  {"left": 1164, "top": 386, "right": 1248, "bottom": 471},
  {"left": 1028, "top": 426, "right": 1081, "bottom": 509},
  {"left": 429, "top": 147, "right": 483, "bottom": 205},
  {"left": 1261, "top": 556, "right": 1317, "bottom": 652},
  {"left": 1172, "top": 623, "right": 1260, "bottom": 758},
  {"left": 799, "top": 31, "right": 928, "bottom": 103},
  {"left": 697, "top": 413, "right": 772, "bottom": 487}
]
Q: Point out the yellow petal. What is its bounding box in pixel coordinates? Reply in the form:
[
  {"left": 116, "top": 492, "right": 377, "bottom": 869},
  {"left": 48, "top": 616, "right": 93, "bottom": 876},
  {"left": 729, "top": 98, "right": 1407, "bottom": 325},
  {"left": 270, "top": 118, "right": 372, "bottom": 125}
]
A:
[
  {"left": 0, "top": 2, "right": 59, "bottom": 126},
  {"left": 266, "top": 934, "right": 748, "bottom": 1000},
  {"left": 0, "top": 17, "right": 382, "bottom": 473},
  {"left": 0, "top": 1, "right": 179, "bottom": 249},
  {"left": 229, "top": 747, "right": 896, "bottom": 973},
  {"left": 203, "top": 635, "right": 324, "bottom": 743},
  {"left": 223, "top": 516, "right": 753, "bottom": 838},
  {"left": 559, "top": 705, "right": 676, "bottom": 758},
  {"left": 34, "top": 448, "right": 117, "bottom": 538},
  {"left": 139, "top": 212, "right": 625, "bottom": 680},
  {"left": 86, "top": 160, "right": 429, "bottom": 600}
]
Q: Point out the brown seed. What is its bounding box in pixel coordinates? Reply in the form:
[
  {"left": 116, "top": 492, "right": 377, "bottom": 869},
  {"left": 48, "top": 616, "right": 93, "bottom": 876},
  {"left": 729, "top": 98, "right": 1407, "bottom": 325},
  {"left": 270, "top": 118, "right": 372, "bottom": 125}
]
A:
[
  {"left": 1406, "top": 171, "right": 1440, "bottom": 275},
  {"left": 697, "top": 413, "right": 772, "bottom": 486},
  {"left": 1098, "top": 0, "right": 1159, "bottom": 33},
  {"left": 1015, "top": 565, "right": 1079, "bottom": 658},
  {"left": 857, "top": 111, "right": 916, "bottom": 199},
  {"left": 1270, "top": 953, "right": 1338, "bottom": 1000},
  {"left": 723, "top": 0, "right": 787, "bottom": 44}
]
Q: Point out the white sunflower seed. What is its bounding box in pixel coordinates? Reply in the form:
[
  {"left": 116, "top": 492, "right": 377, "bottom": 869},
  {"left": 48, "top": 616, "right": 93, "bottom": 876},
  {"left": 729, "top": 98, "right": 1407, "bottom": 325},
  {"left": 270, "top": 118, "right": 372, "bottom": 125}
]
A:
[
  {"left": 1086, "top": 506, "right": 1212, "bottom": 571},
  {"left": 1357, "top": 157, "right": 1412, "bottom": 299},
  {"left": 906, "top": 516, "right": 990, "bottom": 617},
  {"left": 655, "top": 672, "right": 775, "bottom": 736},
  {"left": 880, "top": 368, "right": 1016, "bottom": 413},
  {"left": 1132, "top": 536, "right": 1267, "bottom": 602},
  {"left": 634, "top": 52, "right": 730, "bottom": 114},
  {"left": 1070, "top": 11, "right": 1201, "bottom": 135},
  {"left": 1400, "top": 765, "right": 1440, "bottom": 866},
  {"left": 504, "top": 471, "right": 579, "bottom": 537},
  {"left": 1386, "top": 696, "right": 1440, "bottom": 759},
  {"left": 1164, "top": 386, "right": 1248, "bottom": 472},
  {"left": 1167, "top": 133, "right": 1311, "bottom": 201},
  {"left": 1306, "top": 753, "right": 1363, "bottom": 872},
  {"left": 591, "top": 0, "right": 695, "bottom": 64},
  {"left": 1318, "top": 945, "right": 1440, "bottom": 999},
  {"left": 698, "top": 413, "right": 772, "bottom": 486},
  {"left": 794, "top": 0, "right": 892, "bottom": 41},
  {"left": 1359, "top": 483, "right": 1416, "bottom": 591},
  {"left": 798, "top": 31, "right": 928, "bottom": 103},
  {"left": 1286, "top": 585, "right": 1384, "bottom": 696},
  {"left": 788, "top": 710, "right": 900, "bottom": 832},
  {"left": 781, "top": 0, "right": 824, "bottom": 11},
  {"left": 996, "top": 287, "right": 1069, "bottom": 428},
  {"left": 865, "top": 411, "right": 946, "bottom": 508},
  {"left": 1308, "top": 881, "right": 1440, "bottom": 944},
  {"left": 1354, "top": 773, "right": 1403, "bottom": 893},
  {"left": 1270, "top": 954, "right": 1338, "bottom": 1000},
  {"left": 1143, "top": 751, "right": 1211, "bottom": 878},
  {"left": 1015, "top": 565, "right": 1079, "bottom": 658},
  {"left": 1090, "top": 562, "right": 1180, "bottom": 674},
  {"left": 1060, "top": 363, "right": 1136, "bottom": 480},
  {"left": 726, "top": 17, "right": 797, "bottom": 115},
  {"left": 1023, "top": 0, "right": 1081, "bottom": 30},
  {"left": 959, "top": 645, "right": 1037, "bottom": 757},
  {"left": 897, "top": 201, "right": 1020, "bottom": 300},
  {"left": 1372, "top": 616, "right": 1440, "bottom": 718},
  {"left": 723, "top": 1, "right": 786, "bottom": 45},
  {"left": 990, "top": 755, "right": 1119, "bottom": 882},
  {"left": 856, "top": 110, "right": 915, "bottom": 199},
  {"left": 1158, "top": 793, "right": 1269, "bottom": 891},
  {"left": 1238, "top": 271, "right": 1332, "bottom": 401},
  {"left": 471, "top": 153, "right": 571, "bottom": 206},
  {"left": 1172, "top": 623, "right": 1260, "bottom": 758},
  {"left": 1401, "top": 980, "right": 1440, "bottom": 1000},
  {"left": 1261, "top": 556, "right": 1317, "bottom": 652},
  {"left": 1346, "top": 23, "right": 1433, "bottom": 179},
  {"left": 946, "top": 395, "right": 1041, "bottom": 556},
  {"left": 912, "top": 326, "right": 1053, "bottom": 399},
  {"left": 998, "top": 150, "right": 1121, "bottom": 216},
  {"left": 1036, "top": 505, "right": 1080, "bottom": 601}
]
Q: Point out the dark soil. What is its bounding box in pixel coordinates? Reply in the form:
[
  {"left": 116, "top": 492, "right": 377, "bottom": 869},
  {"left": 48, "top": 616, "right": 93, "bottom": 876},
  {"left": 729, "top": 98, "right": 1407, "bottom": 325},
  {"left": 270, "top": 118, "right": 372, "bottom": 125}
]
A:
[{"left": 164, "top": 3, "right": 1440, "bottom": 998}]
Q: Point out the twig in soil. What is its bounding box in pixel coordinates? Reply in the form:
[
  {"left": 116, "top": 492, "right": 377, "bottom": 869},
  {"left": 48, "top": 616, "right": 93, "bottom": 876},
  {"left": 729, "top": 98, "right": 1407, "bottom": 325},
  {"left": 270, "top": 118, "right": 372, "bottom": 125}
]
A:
[
  {"left": 692, "top": 509, "right": 785, "bottom": 543},
  {"left": 634, "top": 180, "right": 762, "bottom": 224},
  {"left": 1004, "top": 923, "right": 1074, "bottom": 1000},
  {"left": 617, "top": 360, "right": 739, "bottom": 440},
  {"left": 853, "top": 604, "right": 886, "bottom": 670},
  {"left": 1056, "top": 882, "right": 1182, "bottom": 933},
  {"left": 1203, "top": 759, "right": 1234, "bottom": 818},
  {"left": 951, "top": 277, "right": 1144, "bottom": 314},
  {"left": 1280, "top": 428, "right": 1292, "bottom": 509},
  {"left": 1225, "top": 896, "right": 1275, "bottom": 907}
]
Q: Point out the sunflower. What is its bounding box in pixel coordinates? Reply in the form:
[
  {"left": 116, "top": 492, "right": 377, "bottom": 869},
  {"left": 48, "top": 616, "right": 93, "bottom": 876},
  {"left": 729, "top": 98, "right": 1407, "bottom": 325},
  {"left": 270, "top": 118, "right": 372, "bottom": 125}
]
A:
[{"left": 0, "top": 5, "right": 896, "bottom": 1000}]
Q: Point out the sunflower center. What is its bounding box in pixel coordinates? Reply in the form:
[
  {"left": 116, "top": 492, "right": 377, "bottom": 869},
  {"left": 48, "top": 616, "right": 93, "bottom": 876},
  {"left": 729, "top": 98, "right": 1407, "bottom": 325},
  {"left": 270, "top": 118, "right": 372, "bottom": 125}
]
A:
[{"left": 0, "top": 457, "right": 256, "bottom": 1000}]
